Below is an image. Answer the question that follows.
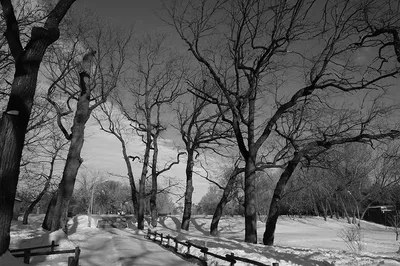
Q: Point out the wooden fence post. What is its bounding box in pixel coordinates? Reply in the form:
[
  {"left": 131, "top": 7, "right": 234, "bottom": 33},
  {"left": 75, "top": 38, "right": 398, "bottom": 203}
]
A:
[
  {"left": 230, "top": 253, "right": 235, "bottom": 266},
  {"left": 74, "top": 247, "right": 80, "bottom": 266},
  {"left": 161, "top": 233, "right": 164, "bottom": 244},
  {"left": 187, "top": 242, "right": 191, "bottom": 255},
  {"left": 23, "top": 250, "right": 30, "bottom": 264},
  {"left": 68, "top": 256, "right": 75, "bottom": 266},
  {"left": 202, "top": 249, "right": 207, "bottom": 262},
  {"left": 174, "top": 239, "right": 178, "bottom": 252},
  {"left": 51, "top": 241, "right": 55, "bottom": 252}
]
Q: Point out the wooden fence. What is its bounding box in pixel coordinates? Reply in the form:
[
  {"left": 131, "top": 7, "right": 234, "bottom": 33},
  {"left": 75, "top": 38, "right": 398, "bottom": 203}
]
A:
[
  {"left": 9, "top": 241, "right": 80, "bottom": 265},
  {"left": 146, "top": 229, "right": 279, "bottom": 266}
]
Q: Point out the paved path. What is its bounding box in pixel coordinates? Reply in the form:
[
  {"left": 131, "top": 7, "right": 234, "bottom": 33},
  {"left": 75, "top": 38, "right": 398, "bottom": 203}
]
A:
[
  {"left": 68, "top": 227, "right": 195, "bottom": 266},
  {"left": 110, "top": 229, "right": 195, "bottom": 266}
]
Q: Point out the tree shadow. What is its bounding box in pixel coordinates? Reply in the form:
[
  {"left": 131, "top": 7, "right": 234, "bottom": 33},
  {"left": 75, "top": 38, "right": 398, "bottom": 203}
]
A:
[
  {"left": 190, "top": 218, "right": 209, "bottom": 236},
  {"left": 67, "top": 216, "right": 79, "bottom": 234},
  {"left": 158, "top": 216, "right": 182, "bottom": 232}
]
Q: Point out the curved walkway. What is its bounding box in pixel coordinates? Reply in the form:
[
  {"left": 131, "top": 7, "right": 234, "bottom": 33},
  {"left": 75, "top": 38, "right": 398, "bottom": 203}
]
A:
[{"left": 67, "top": 217, "right": 194, "bottom": 266}]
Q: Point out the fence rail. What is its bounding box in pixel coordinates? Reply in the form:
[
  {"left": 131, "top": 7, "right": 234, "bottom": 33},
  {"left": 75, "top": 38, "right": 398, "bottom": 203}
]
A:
[
  {"left": 146, "top": 229, "right": 279, "bottom": 266},
  {"left": 9, "top": 241, "right": 80, "bottom": 265}
]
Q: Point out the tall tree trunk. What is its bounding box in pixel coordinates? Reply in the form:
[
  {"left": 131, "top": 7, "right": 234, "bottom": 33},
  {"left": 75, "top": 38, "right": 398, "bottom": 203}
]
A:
[
  {"left": 45, "top": 72, "right": 91, "bottom": 233},
  {"left": 335, "top": 195, "right": 340, "bottom": 219},
  {"left": 320, "top": 200, "right": 327, "bottom": 221},
  {"left": 150, "top": 135, "right": 159, "bottom": 227},
  {"left": 244, "top": 155, "right": 257, "bottom": 243},
  {"left": 310, "top": 193, "right": 319, "bottom": 217},
  {"left": 181, "top": 150, "right": 194, "bottom": 231},
  {"left": 210, "top": 171, "right": 238, "bottom": 236},
  {"left": 0, "top": 113, "right": 28, "bottom": 254},
  {"left": 263, "top": 153, "right": 302, "bottom": 245},
  {"left": 0, "top": 0, "right": 76, "bottom": 253},
  {"left": 121, "top": 141, "right": 138, "bottom": 215},
  {"left": 327, "top": 200, "right": 333, "bottom": 218},
  {"left": 138, "top": 137, "right": 151, "bottom": 230}
]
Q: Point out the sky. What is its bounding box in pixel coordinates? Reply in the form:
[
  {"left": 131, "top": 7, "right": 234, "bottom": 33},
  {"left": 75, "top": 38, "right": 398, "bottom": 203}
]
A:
[{"left": 74, "top": 0, "right": 172, "bottom": 34}]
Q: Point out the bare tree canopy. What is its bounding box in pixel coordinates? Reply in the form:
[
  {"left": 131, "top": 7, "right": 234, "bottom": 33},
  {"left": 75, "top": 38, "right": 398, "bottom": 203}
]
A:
[{"left": 164, "top": 0, "right": 400, "bottom": 244}]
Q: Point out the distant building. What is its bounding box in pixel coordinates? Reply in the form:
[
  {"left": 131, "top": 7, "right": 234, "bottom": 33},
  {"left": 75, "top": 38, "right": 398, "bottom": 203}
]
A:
[
  {"left": 13, "top": 197, "right": 22, "bottom": 220},
  {"left": 364, "top": 205, "right": 395, "bottom": 226}
]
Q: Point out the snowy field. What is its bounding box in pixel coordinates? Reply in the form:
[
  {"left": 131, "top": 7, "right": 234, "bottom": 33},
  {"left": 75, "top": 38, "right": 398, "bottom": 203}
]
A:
[{"left": 1, "top": 214, "right": 399, "bottom": 265}]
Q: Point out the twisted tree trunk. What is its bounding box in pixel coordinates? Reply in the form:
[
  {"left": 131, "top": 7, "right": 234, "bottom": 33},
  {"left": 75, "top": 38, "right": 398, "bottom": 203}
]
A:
[
  {"left": 210, "top": 171, "right": 239, "bottom": 236},
  {"left": 44, "top": 70, "right": 91, "bottom": 232}
]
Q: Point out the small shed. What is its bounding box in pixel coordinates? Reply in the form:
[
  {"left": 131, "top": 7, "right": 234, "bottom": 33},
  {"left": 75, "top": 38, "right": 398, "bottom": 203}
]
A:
[
  {"left": 13, "top": 197, "right": 22, "bottom": 220},
  {"left": 364, "top": 205, "right": 395, "bottom": 226}
]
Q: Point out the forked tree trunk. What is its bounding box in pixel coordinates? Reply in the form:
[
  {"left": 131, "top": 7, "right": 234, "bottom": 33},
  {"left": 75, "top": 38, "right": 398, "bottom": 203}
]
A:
[
  {"left": 150, "top": 135, "right": 159, "bottom": 227},
  {"left": 181, "top": 151, "right": 194, "bottom": 231},
  {"left": 263, "top": 154, "right": 301, "bottom": 245},
  {"left": 244, "top": 156, "right": 257, "bottom": 243},
  {"left": 121, "top": 142, "right": 138, "bottom": 215},
  {"left": 210, "top": 172, "right": 238, "bottom": 236},
  {"left": 45, "top": 72, "right": 91, "bottom": 233},
  {"left": 0, "top": 0, "right": 75, "bottom": 253}
]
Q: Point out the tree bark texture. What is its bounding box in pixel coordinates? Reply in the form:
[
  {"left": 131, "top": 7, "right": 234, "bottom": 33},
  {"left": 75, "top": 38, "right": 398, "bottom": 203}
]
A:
[
  {"left": 150, "top": 135, "right": 159, "bottom": 227},
  {"left": 0, "top": 0, "right": 76, "bottom": 254},
  {"left": 263, "top": 153, "right": 302, "bottom": 245},
  {"left": 45, "top": 72, "right": 91, "bottom": 232},
  {"left": 181, "top": 151, "right": 194, "bottom": 231},
  {"left": 244, "top": 156, "right": 257, "bottom": 243},
  {"left": 210, "top": 172, "right": 238, "bottom": 236}
]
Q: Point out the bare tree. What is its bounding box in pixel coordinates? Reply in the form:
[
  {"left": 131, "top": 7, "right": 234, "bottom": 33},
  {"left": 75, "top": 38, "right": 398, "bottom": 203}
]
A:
[
  {"left": 165, "top": 0, "right": 400, "bottom": 245},
  {"left": 93, "top": 101, "right": 139, "bottom": 216},
  {"left": 21, "top": 122, "right": 68, "bottom": 224},
  {"left": 117, "top": 34, "right": 185, "bottom": 229},
  {"left": 175, "top": 76, "right": 233, "bottom": 230},
  {"left": 0, "top": 0, "right": 76, "bottom": 254},
  {"left": 42, "top": 16, "right": 132, "bottom": 232}
]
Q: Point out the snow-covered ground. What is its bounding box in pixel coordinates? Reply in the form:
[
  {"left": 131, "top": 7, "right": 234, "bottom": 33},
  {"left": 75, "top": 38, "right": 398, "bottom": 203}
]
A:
[{"left": 1, "top": 214, "right": 399, "bottom": 265}]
